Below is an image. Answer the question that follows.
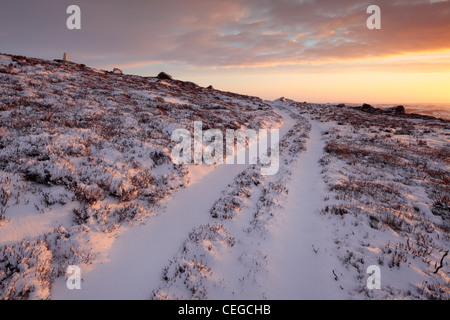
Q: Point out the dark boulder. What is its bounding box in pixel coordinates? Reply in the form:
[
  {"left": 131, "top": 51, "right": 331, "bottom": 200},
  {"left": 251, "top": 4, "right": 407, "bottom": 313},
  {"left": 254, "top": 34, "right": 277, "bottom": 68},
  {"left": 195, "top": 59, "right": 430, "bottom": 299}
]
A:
[
  {"left": 385, "top": 105, "right": 405, "bottom": 115},
  {"left": 361, "top": 103, "right": 374, "bottom": 111},
  {"left": 184, "top": 81, "right": 198, "bottom": 88},
  {"left": 358, "top": 103, "right": 383, "bottom": 114},
  {"left": 157, "top": 72, "right": 173, "bottom": 80}
]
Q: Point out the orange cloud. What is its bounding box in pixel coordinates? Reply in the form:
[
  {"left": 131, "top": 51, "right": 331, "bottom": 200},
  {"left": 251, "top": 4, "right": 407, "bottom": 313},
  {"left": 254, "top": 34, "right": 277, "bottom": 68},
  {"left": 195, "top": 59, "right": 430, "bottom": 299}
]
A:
[{"left": 2, "top": 0, "right": 449, "bottom": 73}]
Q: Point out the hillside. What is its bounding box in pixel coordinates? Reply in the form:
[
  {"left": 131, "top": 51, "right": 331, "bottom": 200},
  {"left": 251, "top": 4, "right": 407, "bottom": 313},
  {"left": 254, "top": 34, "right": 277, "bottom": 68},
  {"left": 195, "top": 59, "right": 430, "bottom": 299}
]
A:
[
  {"left": 0, "top": 53, "right": 449, "bottom": 300},
  {"left": 0, "top": 53, "right": 281, "bottom": 299}
]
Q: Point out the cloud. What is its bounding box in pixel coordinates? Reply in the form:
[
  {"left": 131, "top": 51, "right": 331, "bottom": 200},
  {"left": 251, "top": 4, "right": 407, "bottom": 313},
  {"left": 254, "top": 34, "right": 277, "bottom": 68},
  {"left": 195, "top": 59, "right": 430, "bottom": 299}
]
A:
[{"left": 0, "top": 0, "right": 449, "bottom": 71}]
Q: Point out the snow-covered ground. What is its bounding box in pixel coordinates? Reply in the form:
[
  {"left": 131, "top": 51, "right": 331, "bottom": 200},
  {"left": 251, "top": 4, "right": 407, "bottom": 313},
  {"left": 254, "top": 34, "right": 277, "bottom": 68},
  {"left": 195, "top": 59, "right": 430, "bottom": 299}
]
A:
[
  {"left": 262, "top": 111, "right": 343, "bottom": 299},
  {"left": 50, "top": 102, "right": 298, "bottom": 300},
  {"left": 1, "top": 54, "right": 449, "bottom": 300},
  {"left": 0, "top": 53, "right": 282, "bottom": 299},
  {"left": 51, "top": 162, "right": 250, "bottom": 299}
]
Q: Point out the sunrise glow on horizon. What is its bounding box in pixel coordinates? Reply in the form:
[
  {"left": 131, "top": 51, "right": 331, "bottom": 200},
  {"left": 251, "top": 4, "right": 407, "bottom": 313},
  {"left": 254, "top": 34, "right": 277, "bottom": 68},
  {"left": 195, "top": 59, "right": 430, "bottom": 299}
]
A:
[{"left": 1, "top": 0, "right": 449, "bottom": 105}]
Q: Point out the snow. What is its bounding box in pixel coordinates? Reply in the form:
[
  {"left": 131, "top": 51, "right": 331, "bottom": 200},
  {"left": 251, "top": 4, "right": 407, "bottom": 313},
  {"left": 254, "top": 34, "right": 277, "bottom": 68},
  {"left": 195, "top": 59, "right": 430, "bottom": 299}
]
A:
[
  {"left": 52, "top": 163, "right": 252, "bottom": 299},
  {"left": 0, "top": 53, "right": 284, "bottom": 300},
  {"left": 51, "top": 109, "right": 291, "bottom": 300},
  {"left": 1, "top": 53, "right": 449, "bottom": 300},
  {"left": 0, "top": 54, "right": 12, "bottom": 65},
  {"left": 163, "top": 96, "right": 192, "bottom": 105},
  {"left": 51, "top": 101, "right": 333, "bottom": 300},
  {"left": 0, "top": 198, "right": 74, "bottom": 246},
  {"left": 262, "top": 115, "right": 343, "bottom": 299}
]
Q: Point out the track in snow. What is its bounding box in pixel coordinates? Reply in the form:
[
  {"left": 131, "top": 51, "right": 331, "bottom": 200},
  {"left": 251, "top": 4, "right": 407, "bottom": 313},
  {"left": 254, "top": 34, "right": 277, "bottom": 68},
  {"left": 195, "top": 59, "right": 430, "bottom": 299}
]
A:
[
  {"left": 52, "top": 106, "right": 340, "bottom": 300},
  {"left": 262, "top": 111, "right": 342, "bottom": 299},
  {"left": 51, "top": 109, "right": 293, "bottom": 300}
]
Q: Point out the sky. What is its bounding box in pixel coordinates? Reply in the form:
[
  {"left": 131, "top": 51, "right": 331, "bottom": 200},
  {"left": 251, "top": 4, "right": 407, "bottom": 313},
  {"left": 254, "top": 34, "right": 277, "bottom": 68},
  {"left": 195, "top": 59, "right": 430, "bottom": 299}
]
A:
[{"left": 1, "top": 0, "right": 450, "bottom": 105}]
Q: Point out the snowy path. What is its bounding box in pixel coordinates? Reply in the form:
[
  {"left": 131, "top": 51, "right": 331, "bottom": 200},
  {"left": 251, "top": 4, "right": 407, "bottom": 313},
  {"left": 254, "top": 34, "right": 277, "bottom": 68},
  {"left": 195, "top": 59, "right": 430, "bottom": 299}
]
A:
[
  {"left": 51, "top": 112, "right": 293, "bottom": 300},
  {"left": 51, "top": 107, "right": 342, "bottom": 300},
  {"left": 262, "top": 115, "right": 343, "bottom": 299},
  {"left": 52, "top": 162, "right": 252, "bottom": 299}
]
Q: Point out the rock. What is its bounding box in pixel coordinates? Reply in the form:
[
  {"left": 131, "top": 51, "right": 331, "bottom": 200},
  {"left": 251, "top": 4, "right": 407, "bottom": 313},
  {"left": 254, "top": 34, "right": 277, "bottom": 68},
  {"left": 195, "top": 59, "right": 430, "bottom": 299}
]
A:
[
  {"left": 184, "top": 81, "right": 198, "bottom": 88},
  {"left": 385, "top": 105, "right": 405, "bottom": 115},
  {"left": 113, "top": 68, "right": 123, "bottom": 75},
  {"left": 157, "top": 72, "right": 173, "bottom": 80},
  {"left": 12, "top": 56, "right": 26, "bottom": 62},
  {"left": 336, "top": 103, "right": 346, "bottom": 108},
  {"left": 358, "top": 103, "right": 382, "bottom": 114},
  {"left": 207, "top": 85, "right": 214, "bottom": 90},
  {"left": 361, "top": 103, "right": 374, "bottom": 111},
  {"left": 357, "top": 103, "right": 407, "bottom": 117}
]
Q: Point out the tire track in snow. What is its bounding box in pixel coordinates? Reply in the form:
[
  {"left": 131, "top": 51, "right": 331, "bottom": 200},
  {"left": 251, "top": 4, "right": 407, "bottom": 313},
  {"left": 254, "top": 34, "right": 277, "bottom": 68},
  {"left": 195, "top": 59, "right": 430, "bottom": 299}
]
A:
[
  {"left": 262, "top": 108, "right": 343, "bottom": 299},
  {"left": 51, "top": 113, "right": 294, "bottom": 300},
  {"left": 51, "top": 162, "right": 252, "bottom": 299},
  {"left": 150, "top": 105, "right": 308, "bottom": 300}
]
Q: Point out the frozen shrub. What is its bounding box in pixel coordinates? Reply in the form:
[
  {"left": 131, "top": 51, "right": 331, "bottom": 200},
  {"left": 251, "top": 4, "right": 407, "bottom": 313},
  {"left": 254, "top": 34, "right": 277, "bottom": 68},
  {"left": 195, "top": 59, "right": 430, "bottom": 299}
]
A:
[
  {"left": 0, "top": 239, "right": 54, "bottom": 300},
  {"left": 432, "top": 195, "right": 449, "bottom": 220},
  {"left": 73, "top": 183, "right": 104, "bottom": 205},
  {"left": 210, "top": 168, "right": 262, "bottom": 220},
  {"left": 322, "top": 204, "right": 349, "bottom": 216},
  {"left": 0, "top": 187, "right": 10, "bottom": 222},
  {"left": 152, "top": 224, "right": 235, "bottom": 300},
  {"left": 44, "top": 225, "right": 96, "bottom": 276},
  {"left": 114, "top": 203, "right": 147, "bottom": 224}
]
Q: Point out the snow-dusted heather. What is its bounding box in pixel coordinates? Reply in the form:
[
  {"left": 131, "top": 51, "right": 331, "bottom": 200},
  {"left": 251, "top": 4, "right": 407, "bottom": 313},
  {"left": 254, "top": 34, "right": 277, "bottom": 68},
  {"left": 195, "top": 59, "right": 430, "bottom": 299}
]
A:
[
  {"left": 1, "top": 52, "right": 448, "bottom": 300},
  {"left": 151, "top": 112, "right": 312, "bottom": 299},
  {"left": 0, "top": 53, "right": 281, "bottom": 300},
  {"left": 283, "top": 99, "right": 449, "bottom": 299},
  {"left": 151, "top": 99, "right": 448, "bottom": 300}
]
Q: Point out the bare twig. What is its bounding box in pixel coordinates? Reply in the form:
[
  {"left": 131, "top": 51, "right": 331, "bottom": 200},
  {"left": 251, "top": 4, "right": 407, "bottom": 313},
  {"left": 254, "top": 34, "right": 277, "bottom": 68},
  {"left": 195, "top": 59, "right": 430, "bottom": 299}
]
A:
[
  {"left": 433, "top": 250, "right": 448, "bottom": 274},
  {"left": 332, "top": 270, "right": 339, "bottom": 281}
]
